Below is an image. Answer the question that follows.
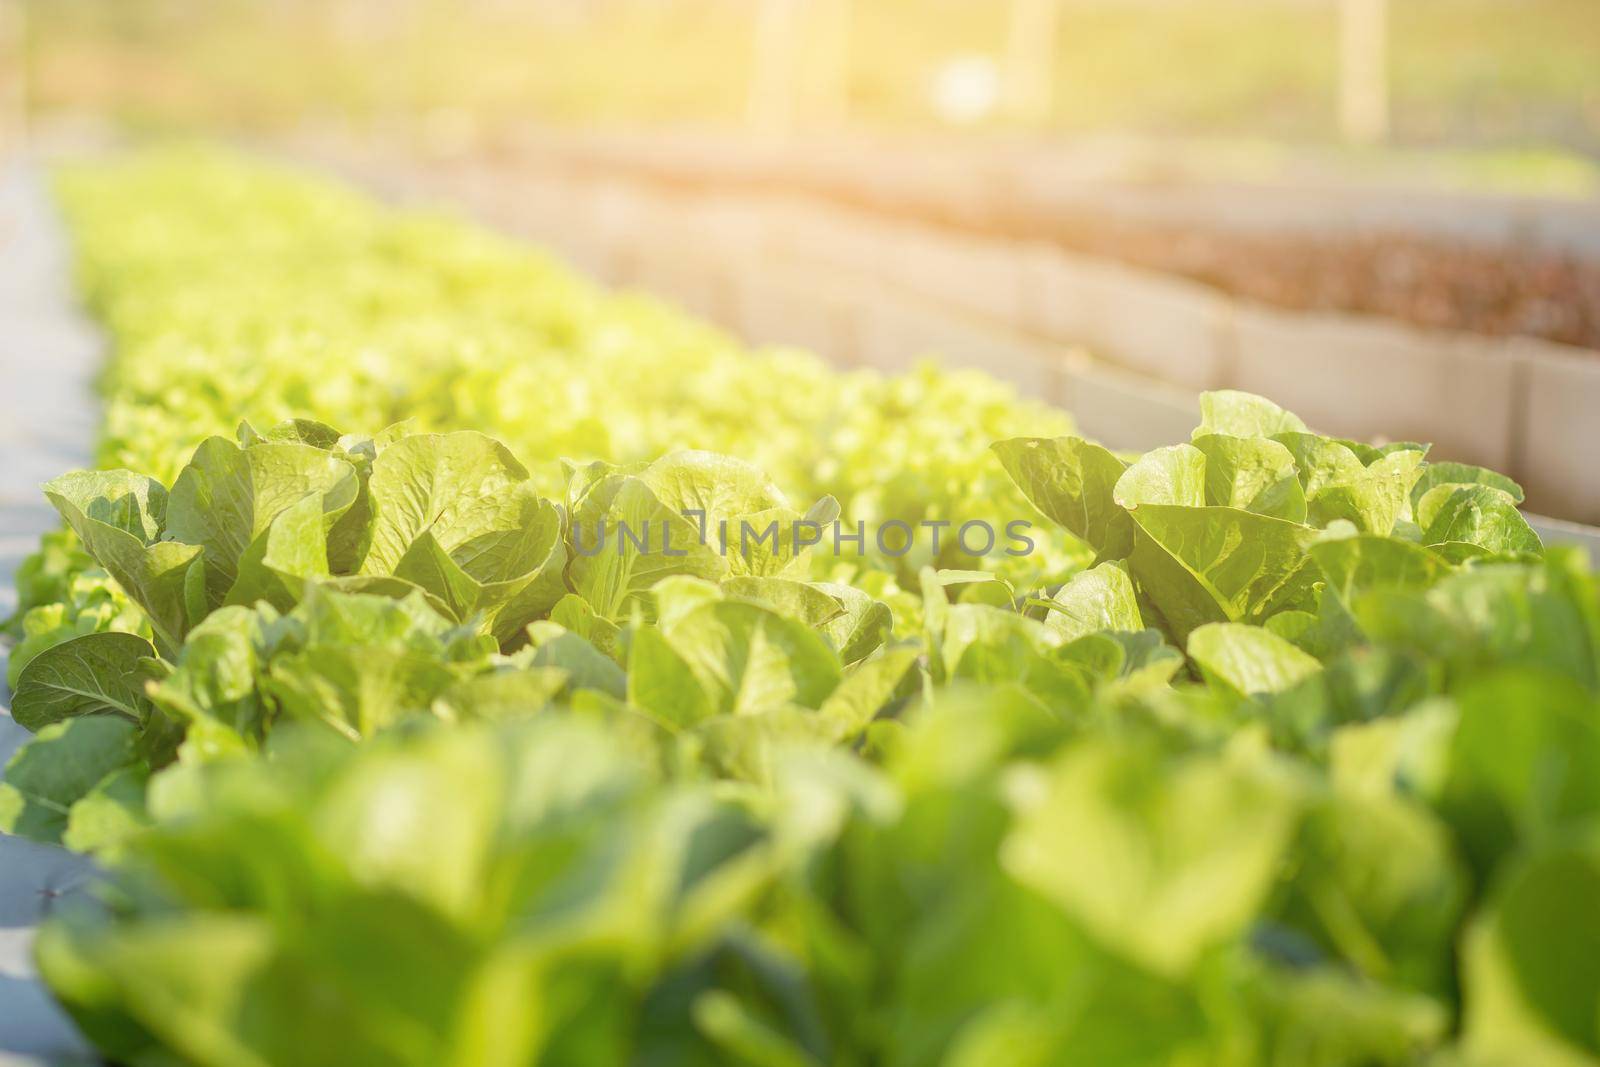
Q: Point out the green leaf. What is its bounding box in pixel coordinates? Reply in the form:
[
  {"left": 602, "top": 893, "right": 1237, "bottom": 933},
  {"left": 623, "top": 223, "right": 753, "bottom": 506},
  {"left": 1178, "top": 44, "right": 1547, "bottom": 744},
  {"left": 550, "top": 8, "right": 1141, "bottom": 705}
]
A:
[
  {"left": 1273, "top": 433, "right": 1368, "bottom": 499},
  {"left": 1341, "top": 439, "right": 1432, "bottom": 465},
  {"left": 11, "top": 632, "right": 160, "bottom": 731},
  {"left": 1038, "top": 562, "right": 1142, "bottom": 642},
  {"left": 523, "top": 622, "right": 628, "bottom": 699},
  {"left": 935, "top": 570, "right": 1017, "bottom": 608},
  {"left": 0, "top": 716, "right": 139, "bottom": 842},
  {"left": 223, "top": 491, "right": 334, "bottom": 611},
  {"left": 1196, "top": 390, "right": 1307, "bottom": 438},
  {"left": 1417, "top": 484, "right": 1542, "bottom": 556},
  {"left": 722, "top": 577, "right": 847, "bottom": 630},
  {"left": 721, "top": 505, "right": 814, "bottom": 578},
  {"left": 320, "top": 574, "right": 459, "bottom": 623},
  {"left": 1411, "top": 461, "right": 1524, "bottom": 509},
  {"left": 548, "top": 593, "right": 623, "bottom": 660},
  {"left": 991, "top": 437, "right": 1134, "bottom": 560},
  {"left": 165, "top": 436, "right": 359, "bottom": 607},
  {"left": 389, "top": 488, "right": 565, "bottom": 641},
  {"left": 36, "top": 915, "right": 281, "bottom": 1067},
  {"left": 312, "top": 739, "right": 505, "bottom": 921},
  {"left": 1114, "top": 444, "right": 1207, "bottom": 509},
  {"left": 360, "top": 431, "right": 532, "bottom": 575},
  {"left": 937, "top": 604, "right": 1073, "bottom": 701},
  {"left": 1187, "top": 622, "right": 1324, "bottom": 698},
  {"left": 38, "top": 469, "right": 167, "bottom": 541},
  {"left": 1307, "top": 450, "right": 1425, "bottom": 536},
  {"left": 1004, "top": 739, "right": 1302, "bottom": 977},
  {"left": 146, "top": 605, "right": 271, "bottom": 745},
  {"left": 1119, "top": 504, "right": 1321, "bottom": 643},
  {"left": 265, "top": 652, "right": 456, "bottom": 741},
  {"left": 238, "top": 417, "right": 344, "bottom": 450},
  {"left": 638, "top": 450, "right": 790, "bottom": 522},
  {"left": 1354, "top": 556, "right": 1600, "bottom": 692},
  {"left": 693, "top": 989, "right": 821, "bottom": 1067},
  {"left": 656, "top": 599, "right": 844, "bottom": 719},
  {"left": 696, "top": 708, "right": 845, "bottom": 784},
  {"left": 1328, "top": 703, "right": 1456, "bottom": 802},
  {"left": 431, "top": 668, "right": 570, "bottom": 722},
  {"left": 1276, "top": 790, "right": 1465, "bottom": 996},
  {"left": 1310, "top": 535, "right": 1456, "bottom": 603},
  {"left": 1440, "top": 670, "right": 1600, "bottom": 876},
  {"left": 635, "top": 454, "right": 815, "bottom": 579},
  {"left": 1238, "top": 962, "right": 1448, "bottom": 1066},
  {"left": 63, "top": 765, "right": 152, "bottom": 858},
  {"left": 256, "top": 588, "right": 493, "bottom": 741},
  {"left": 45, "top": 472, "right": 204, "bottom": 653},
  {"left": 626, "top": 622, "right": 717, "bottom": 730},
  {"left": 813, "top": 582, "right": 893, "bottom": 665},
  {"left": 1463, "top": 835, "right": 1600, "bottom": 1065},
  {"left": 568, "top": 474, "right": 728, "bottom": 621},
  {"left": 817, "top": 646, "right": 920, "bottom": 738},
  {"left": 1192, "top": 434, "right": 1307, "bottom": 521}
]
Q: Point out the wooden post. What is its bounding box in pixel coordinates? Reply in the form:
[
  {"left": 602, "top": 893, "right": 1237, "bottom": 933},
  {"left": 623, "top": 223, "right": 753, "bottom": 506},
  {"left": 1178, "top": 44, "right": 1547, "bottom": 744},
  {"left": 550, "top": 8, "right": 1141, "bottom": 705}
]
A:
[
  {"left": 815, "top": 0, "right": 853, "bottom": 126},
  {"left": 748, "top": 0, "right": 801, "bottom": 137},
  {"left": 1339, "top": 0, "right": 1390, "bottom": 145},
  {"left": 1004, "top": 0, "right": 1061, "bottom": 127}
]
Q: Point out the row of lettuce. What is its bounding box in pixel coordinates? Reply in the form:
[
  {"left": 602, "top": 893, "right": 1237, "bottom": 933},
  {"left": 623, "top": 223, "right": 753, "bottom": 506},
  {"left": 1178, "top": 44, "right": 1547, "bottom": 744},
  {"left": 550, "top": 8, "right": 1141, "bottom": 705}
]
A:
[{"left": 1, "top": 149, "right": 1596, "bottom": 1067}]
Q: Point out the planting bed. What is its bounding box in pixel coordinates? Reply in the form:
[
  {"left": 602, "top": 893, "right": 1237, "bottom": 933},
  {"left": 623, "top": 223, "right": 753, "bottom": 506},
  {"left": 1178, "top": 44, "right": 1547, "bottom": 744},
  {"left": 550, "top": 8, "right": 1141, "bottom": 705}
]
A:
[
  {"left": 492, "top": 129, "right": 1600, "bottom": 351},
  {"left": 3, "top": 149, "right": 1600, "bottom": 1066},
  {"left": 1006, "top": 214, "right": 1600, "bottom": 352}
]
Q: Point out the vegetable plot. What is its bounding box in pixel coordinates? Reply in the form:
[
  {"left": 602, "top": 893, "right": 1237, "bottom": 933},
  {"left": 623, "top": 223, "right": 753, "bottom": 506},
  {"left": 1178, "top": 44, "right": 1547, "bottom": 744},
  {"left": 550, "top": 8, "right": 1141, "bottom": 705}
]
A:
[{"left": 3, "top": 150, "right": 1597, "bottom": 1067}]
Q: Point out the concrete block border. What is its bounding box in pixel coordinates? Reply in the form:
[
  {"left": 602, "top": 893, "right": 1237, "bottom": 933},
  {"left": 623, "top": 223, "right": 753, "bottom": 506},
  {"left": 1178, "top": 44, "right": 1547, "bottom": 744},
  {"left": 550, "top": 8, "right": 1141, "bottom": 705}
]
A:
[
  {"left": 854, "top": 295, "right": 1060, "bottom": 399},
  {"left": 1228, "top": 305, "right": 1520, "bottom": 470},
  {"left": 887, "top": 226, "right": 1029, "bottom": 325},
  {"left": 731, "top": 262, "right": 868, "bottom": 366},
  {"left": 1055, "top": 350, "right": 1202, "bottom": 454},
  {"left": 1513, "top": 338, "right": 1600, "bottom": 525},
  {"left": 1067, "top": 257, "right": 1234, "bottom": 393}
]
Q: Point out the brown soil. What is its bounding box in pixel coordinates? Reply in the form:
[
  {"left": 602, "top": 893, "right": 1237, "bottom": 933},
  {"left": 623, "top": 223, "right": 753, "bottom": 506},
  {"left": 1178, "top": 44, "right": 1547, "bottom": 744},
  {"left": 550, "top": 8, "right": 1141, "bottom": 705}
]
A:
[{"left": 1023, "top": 215, "right": 1600, "bottom": 350}]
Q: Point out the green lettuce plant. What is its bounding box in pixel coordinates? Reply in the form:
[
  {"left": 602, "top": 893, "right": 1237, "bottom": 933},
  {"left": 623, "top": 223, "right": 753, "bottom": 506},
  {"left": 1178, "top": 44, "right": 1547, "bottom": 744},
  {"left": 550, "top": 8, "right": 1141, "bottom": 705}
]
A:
[{"left": 7, "top": 149, "right": 1599, "bottom": 1067}]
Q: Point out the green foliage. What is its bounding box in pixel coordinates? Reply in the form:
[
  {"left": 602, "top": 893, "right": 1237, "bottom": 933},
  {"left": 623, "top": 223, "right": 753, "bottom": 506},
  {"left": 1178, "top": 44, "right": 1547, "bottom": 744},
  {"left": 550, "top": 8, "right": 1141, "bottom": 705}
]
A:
[{"left": 9, "top": 152, "right": 1598, "bottom": 1067}]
